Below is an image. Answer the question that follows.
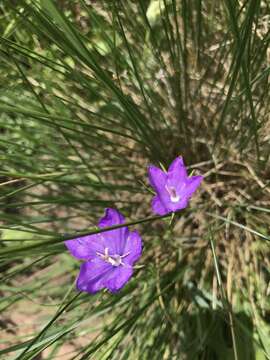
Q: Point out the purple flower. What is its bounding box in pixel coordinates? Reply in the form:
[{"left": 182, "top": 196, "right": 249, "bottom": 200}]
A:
[
  {"left": 148, "top": 156, "right": 203, "bottom": 215},
  {"left": 65, "top": 208, "right": 142, "bottom": 294}
]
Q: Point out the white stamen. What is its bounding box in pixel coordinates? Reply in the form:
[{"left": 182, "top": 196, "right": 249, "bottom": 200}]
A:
[{"left": 96, "top": 248, "right": 130, "bottom": 267}]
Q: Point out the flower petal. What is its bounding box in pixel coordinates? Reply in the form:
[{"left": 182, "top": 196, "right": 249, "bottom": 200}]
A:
[
  {"left": 167, "top": 156, "right": 187, "bottom": 189},
  {"left": 98, "top": 208, "right": 125, "bottom": 228},
  {"left": 151, "top": 195, "right": 169, "bottom": 215},
  {"left": 182, "top": 175, "right": 203, "bottom": 198},
  {"left": 169, "top": 197, "right": 189, "bottom": 212},
  {"left": 148, "top": 165, "right": 167, "bottom": 193},
  {"left": 104, "top": 266, "right": 133, "bottom": 293},
  {"left": 65, "top": 234, "right": 104, "bottom": 260},
  {"left": 148, "top": 165, "right": 171, "bottom": 208},
  {"left": 168, "top": 156, "right": 187, "bottom": 177},
  {"left": 98, "top": 208, "right": 128, "bottom": 254},
  {"left": 76, "top": 259, "right": 112, "bottom": 294},
  {"left": 123, "top": 230, "right": 142, "bottom": 265}
]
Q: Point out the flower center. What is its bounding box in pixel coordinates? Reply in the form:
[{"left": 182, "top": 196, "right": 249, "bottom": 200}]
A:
[
  {"left": 96, "top": 248, "right": 130, "bottom": 267},
  {"left": 165, "top": 185, "right": 180, "bottom": 203}
]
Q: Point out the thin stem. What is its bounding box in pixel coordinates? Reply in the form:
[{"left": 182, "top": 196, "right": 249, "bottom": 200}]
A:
[{"left": 0, "top": 210, "right": 179, "bottom": 257}]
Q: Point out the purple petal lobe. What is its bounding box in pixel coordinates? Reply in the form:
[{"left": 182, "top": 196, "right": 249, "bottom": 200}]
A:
[
  {"left": 148, "top": 165, "right": 171, "bottom": 208},
  {"left": 148, "top": 165, "right": 167, "bottom": 193},
  {"left": 167, "top": 156, "right": 188, "bottom": 190},
  {"left": 182, "top": 176, "right": 203, "bottom": 198},
  {"left": 98, "top": 208, "right": 128, "bottom": 254},
  {"left": 123, "top": 230, "right": 142, "bottom": 266},
  {"left": 168, "top": 156, "right": 187, "bottom": 180},
  {"left": 76, "top": 259, "right": 112, "bottom": 294},
  {"left": 151, "top": 195, "right": 168, "bottom": 215},
  {"left": 65, "top": 234, "right": 104, "bottom": 260},
  {"left": 104, "top": 266, "right": 133, "bottom": 293},
  {"left": 98, "top": 208, "right": 125, "bottom": 228}
]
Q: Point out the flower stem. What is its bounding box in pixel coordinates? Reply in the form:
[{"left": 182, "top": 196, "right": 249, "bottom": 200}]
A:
[{"left": 0, "top": 211, "right": 178, "bottom": 257}]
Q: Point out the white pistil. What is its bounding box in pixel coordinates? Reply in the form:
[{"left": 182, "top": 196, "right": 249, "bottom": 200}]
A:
[
  {"left": 165, "top": 185, "right": 180, "bottom": 203},
  {"left": 96, "top": 247, "right": 130, "bottom": 267}
]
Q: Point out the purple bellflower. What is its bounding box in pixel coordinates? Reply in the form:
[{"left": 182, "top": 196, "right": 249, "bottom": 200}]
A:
[
  {"left": 148, "top": 156, "right": 203, "bottom": 215},
  {"left": 65, "top": 208, "right": 142, "bottom": 294}
]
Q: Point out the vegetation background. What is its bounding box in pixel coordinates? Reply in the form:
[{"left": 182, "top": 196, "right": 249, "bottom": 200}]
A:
[{"left": 0, "top": 0, "right": 269, "bottom": 359}]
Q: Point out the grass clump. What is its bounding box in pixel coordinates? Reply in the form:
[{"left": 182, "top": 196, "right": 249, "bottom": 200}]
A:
[{"left": 0, "top": 1, "right": 269, "bottom": 359}]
